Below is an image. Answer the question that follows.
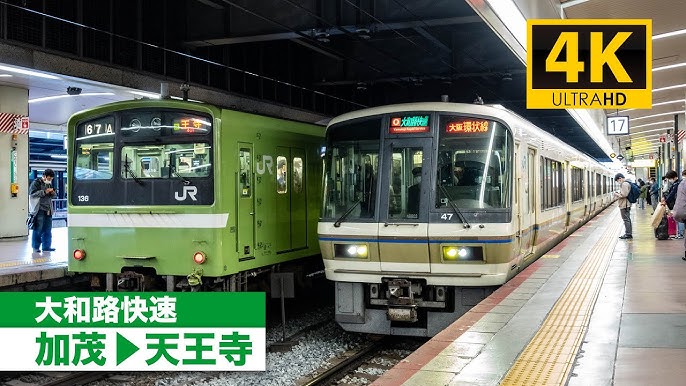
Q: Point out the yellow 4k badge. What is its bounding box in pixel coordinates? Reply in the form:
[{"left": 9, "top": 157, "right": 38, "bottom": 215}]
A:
[{"left": 527, "top": 19, "right": 652, "bottom": 109}]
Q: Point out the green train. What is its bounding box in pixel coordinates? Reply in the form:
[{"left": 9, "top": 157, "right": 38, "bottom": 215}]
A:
[{"left": 67, "top": 99, "right": 324, "bottom": 291}]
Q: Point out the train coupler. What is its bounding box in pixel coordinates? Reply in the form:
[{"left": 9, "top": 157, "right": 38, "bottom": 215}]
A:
[
  {"left": 386, "top": 278, "right": 419, "bottom": 323},
  {"left": 117, "top": 271, "right": 146, "bottom": 291}
]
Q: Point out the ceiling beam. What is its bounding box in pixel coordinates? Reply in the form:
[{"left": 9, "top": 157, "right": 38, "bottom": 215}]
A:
[{"left": 185, "top": 16, "right": 481, "bottom": 47}]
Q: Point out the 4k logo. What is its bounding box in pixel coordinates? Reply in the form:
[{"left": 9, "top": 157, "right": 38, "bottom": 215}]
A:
[{"left": 527, "top": 19, "right": 652, "bottom": 109}]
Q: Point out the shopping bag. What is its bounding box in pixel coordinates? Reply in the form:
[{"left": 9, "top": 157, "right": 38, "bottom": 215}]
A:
[
  {"left": 668, "top": 216, "right": 677, "bottom": 236},
  {"left": 651, "top": 204, "right": 666, "bottom": 228},
  {"left": 26, "top": 213, "right": 36, "bottom": 230}
]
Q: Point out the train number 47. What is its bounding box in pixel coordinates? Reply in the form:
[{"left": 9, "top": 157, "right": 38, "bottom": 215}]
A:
[{"left": 545, "top": 31, "right": 633, "bottom": 83}]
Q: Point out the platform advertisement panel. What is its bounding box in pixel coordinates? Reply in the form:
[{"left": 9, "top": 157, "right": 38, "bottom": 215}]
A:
[{"left": 0, "top": 292, "right": 265, "bottom": 371}]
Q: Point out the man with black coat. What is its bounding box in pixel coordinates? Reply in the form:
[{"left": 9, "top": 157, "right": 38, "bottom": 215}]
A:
[{"left": 29, "top": 169, "right": 56, "bottom": 253}]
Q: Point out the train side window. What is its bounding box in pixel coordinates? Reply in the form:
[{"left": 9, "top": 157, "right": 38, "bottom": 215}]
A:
[
  {"left": 276, "top": 156, "right": 287, "bottom": 194},
  {"left": 293, "top": 157, "right": 303, "bottom": 193},
  {"left": 239, "top": 148, "right": 251, "bottom": 197}
]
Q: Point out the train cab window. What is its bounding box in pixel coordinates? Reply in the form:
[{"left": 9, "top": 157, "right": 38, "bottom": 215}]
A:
[
  {"left": 322, "top": 117, "right": 381, "bottom": 220},
  {"left": 276, "top": 156, "right": 287, "bottom": 194},
  {"left": 239, "top": 148, "right": 252, "bottom": 197},
  {"left": 293, "top": 157, "right": 303, "bottom": 193},
  {"left": 74, "top": 143, "right": 114, "bottom": 180},
  {"left": 121, "top": 143, "right": 212, "bottom": 179},
  {"left": 436, "top": 116, "right": 512, "bottom": 209},
  {"left": 74, "top": 116, "right": 115, "bottom": 180}
]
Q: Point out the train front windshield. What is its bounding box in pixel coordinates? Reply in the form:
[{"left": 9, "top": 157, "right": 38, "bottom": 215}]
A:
[
  {"left": 321, "top": 114, "right": 512, "bottom": 222},
  {"left": 436, "top": 116, "right": 512, "bottom": 210},
  {"left": 71, "top": 110, "right": 214, "bottom": 206},
  {"left": 321, "top": 118, "right": 381, "bottom": 220}
]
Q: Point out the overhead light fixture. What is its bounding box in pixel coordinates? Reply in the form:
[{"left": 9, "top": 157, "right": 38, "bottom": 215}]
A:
[
  {"left": 355, "top": 27, "right": 372, "bottom": 40},
  {"left": 0, "top": 64, "right": 60, "bottom": 80},
  {"left": 618, "top": 99, "right": 686, "bottom": 113},
  {"left": 630, "top": 120, "right": 674, "bottom": 129},
  {"left": 654, "top": 83, "right": 686, "bottom": 93},
  {"left": 653, "top": 28, "right": 686, "bottom": 40},
  {"left": 484, "top": 0, "right": 526, "bottom": 48},
  {"left": 314, "top": 29, "right": 330, "bottom": 43},
  {"left": 0, "top": 74, "right": 12, "bottom": 77},
  {"left": 654, "top": 62, "right": 686, "bottom": 72},
  {"left": 29, "top": 92, "right": 115, "bottom": 104},
  {"left": 631, "top": 110, "right": 685, "bottom": 121},
  {"left": 130, "top": 90, "right": 160, "bottom": 99}
]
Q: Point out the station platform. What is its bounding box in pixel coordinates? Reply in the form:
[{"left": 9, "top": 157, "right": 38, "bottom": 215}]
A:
[
  {"left": 0, "top": 227, "right": 70, "bottom": 289},
  {"left": 374, "top": 206, "right": 686, "bottom": 386}
]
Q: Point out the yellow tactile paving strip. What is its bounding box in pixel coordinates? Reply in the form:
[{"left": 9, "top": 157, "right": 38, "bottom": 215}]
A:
[
  {"left": 0, "top": 257, "right": 61, "bottom": 269},
  {"left": 500, "top": 220, "right": 621, "bottom": 385}
]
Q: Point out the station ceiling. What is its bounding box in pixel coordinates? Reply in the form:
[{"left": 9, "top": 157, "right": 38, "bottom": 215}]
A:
[{"left": 0, "top": 0, "right": 684, "bottom": 163}]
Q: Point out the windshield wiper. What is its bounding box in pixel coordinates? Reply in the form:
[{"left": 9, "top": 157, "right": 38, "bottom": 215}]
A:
[
  {"left": 439, "top": 185, "right": 471, "bottom": 229},
  {"left": 333, "top": 199, "right": 361, "bottom": 228},
  {"left": 172, "top": 170, "right": 191, "bottom": 185},
  {"left": 123, "top": 155, "right": 144, "bottom": 185}
]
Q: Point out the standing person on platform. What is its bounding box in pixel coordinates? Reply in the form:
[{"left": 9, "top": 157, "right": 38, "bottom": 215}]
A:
[
  {"left": 672, "top": 170, "right": 686, "bottom": 260},
  {"left": 650, "top": 177, "right": 660, "bottom": 213},
  {"left": 638, "top": 179, "right": 647, "bottom": 210},
  {"left": 662, "top": 171, "right": 683, "bottom": 239},
  {"left": 614, "top": 173, "right": 632, "bottom": 240},
  {"left": 29, "top": 169, "right": 56, "bottom": 253}
]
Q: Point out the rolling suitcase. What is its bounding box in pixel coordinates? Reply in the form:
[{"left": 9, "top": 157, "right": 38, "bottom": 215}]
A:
[{"left": 668, "top": 216, "right": 677, "bottom": 236}]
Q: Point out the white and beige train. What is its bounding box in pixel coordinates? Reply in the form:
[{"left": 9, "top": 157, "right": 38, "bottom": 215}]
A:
[{"left": 318, "top": 102, "right": 616, "bottom": 336}]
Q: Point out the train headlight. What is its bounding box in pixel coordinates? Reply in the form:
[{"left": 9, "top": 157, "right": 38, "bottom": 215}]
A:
[
  {"left": 442, "top": 246, "right": 483, "bottom": 261},
  {"left": 334, "top": 243, "right": 369, "bottom": 258},
  {"left": 193, "top": 251, "right": 206, "bottom": 264},
  {"left": 73, "top": 249, "right": 86, "bottom": 261}
]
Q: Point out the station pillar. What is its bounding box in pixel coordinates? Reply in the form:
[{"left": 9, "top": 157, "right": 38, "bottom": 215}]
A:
[{"left": 0, "top": 85, "right": 29, "bottom": 238}]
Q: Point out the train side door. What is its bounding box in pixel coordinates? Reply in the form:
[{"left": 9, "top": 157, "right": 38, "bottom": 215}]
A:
[
  {"left": 378, "top": 139, "right": 432, "bottom": 273},
  {"left": 275, "top": 147, "right": 291, "bottom": 252},
  {"left": 237, "top": 143, "right": 255, "bottom": 258},
  {"left": 520, "top": 148, "right": 536, "bottom": 257},
  {"left": 290, "top": 149, "right": 307, "bottom": 250}
]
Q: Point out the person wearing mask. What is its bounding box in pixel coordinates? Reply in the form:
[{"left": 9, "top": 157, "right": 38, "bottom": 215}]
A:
[
  {"left": 614, "top": 173, "right": 632, "bottom": 239},
  {"left": 662, "top": 171, "right": 684, "bottom": 239},
  {"left": 29, "top": 169, "right": 56, "bottom": 253}
]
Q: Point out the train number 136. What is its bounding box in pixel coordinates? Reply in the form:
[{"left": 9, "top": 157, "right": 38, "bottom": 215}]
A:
[{"left": 77, "top": 195, "right": 90, "bottom": 202}]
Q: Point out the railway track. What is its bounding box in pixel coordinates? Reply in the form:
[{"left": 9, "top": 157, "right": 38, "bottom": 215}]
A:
[
  {"left": 1, "top": 371, "right": 112, "bottom": 386},
  {"left": 298, "top": 336, "right": 425, "bottom": 386}
]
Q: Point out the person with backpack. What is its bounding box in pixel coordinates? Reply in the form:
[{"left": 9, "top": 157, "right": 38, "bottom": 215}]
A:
[{"left": 614, "top": 173, "right": 635, "bottom": 239}]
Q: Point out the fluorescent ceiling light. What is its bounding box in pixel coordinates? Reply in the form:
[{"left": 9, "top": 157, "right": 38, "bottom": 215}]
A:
[
  {"left": 628, "top": 127, "right": 674, "bottom": 137},
  {"left": 484, "top": 0, "right": 526, "bottom": 48},
  {"left": 631, "top": 111, "right": 685, "bottom": 121},
  {"left": 130, "top": 90, "right": 160, "bottom": 99},
  {"left": 654, "top": 62, "right": 686, "bottom": 72},
  {"left": 630, "top": 120, "right": 674, "bottom": 129},
  {"left": 653, "top": 28, "right": 686, "bottom": 40},
  {"left": 619, "top": 99, "right": 686, "bottom": 113},
  {"left": 29, "top": 92, "right": 115, "bottom": 104},
  {"left": 0, "top": 74, "right": 12, "bottom": 77},
  {"left": 654, "top": 83, "right": 686, "bottom": 93},
  {"left": 0, "top": 65, "right": 60, "bottom": 80}
]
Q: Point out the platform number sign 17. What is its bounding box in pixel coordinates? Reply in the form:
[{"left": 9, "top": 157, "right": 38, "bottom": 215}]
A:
[
  {"left": 607, "top": 116, "right": 629, "bottom": 135},
  {"left": 527, "top": 19, "right": 652, "bottom": 109}
]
